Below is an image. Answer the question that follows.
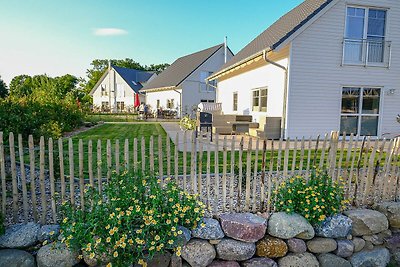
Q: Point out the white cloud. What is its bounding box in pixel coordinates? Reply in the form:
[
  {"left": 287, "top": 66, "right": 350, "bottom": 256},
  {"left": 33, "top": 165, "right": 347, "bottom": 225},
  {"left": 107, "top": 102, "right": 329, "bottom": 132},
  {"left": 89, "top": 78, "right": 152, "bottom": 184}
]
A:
[{"left": 93, "top": 28, "right": 128, "bottom": 36}]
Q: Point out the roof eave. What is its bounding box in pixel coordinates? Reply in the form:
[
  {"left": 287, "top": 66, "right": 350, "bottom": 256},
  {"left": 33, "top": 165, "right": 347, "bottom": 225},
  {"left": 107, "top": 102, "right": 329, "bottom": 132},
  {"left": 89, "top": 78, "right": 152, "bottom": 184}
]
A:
[{"left": 141, "top": 85, "right": 177, "bottom": 93}]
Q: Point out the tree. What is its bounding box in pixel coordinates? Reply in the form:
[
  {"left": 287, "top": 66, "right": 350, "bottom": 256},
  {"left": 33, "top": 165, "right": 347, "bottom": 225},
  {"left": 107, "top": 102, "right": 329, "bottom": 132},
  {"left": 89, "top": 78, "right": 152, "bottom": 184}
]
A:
[
  {"left": 0, "top": 76, "right": 7, "bottom": 98},
  {"left": 9, "top": 75, "right": 32, "bottom": 98}
]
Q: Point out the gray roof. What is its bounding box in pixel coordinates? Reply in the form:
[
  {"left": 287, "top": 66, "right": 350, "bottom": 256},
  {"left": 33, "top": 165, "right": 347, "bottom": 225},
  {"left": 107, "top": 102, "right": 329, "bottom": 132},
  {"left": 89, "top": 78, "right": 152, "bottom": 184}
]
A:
[
  {"left": 142, "top": 44, "right": 224, "bottom": 90},
  {"left": 218, "top": 0, "right": 332, "bottom": 72}
]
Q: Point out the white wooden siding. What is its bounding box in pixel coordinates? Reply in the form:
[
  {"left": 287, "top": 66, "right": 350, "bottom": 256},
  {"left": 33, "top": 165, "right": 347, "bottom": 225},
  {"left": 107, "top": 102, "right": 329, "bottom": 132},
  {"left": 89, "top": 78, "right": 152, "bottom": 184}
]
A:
[{"left": 287, "top": 0, "right": 400, "bottom": 138}]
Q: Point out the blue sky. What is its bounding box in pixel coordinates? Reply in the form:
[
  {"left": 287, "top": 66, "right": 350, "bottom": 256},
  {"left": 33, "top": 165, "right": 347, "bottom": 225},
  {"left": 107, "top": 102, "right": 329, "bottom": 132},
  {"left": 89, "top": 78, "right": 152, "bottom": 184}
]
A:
[{"left": 0, "top": 0, "right": 303, "bottom": 84}]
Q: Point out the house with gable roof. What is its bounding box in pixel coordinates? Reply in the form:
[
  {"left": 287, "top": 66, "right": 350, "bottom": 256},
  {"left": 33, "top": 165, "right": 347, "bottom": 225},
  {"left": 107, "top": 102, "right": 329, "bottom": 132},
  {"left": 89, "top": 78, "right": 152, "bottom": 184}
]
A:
[
  {"left": 142, "top": 43, "right": 233, "bottom": 117},
  {"left": 90, "top": 65, "right": 156, "bottom": 112},
  {"left": 209, "top": 0, "right": 400, "bottom": 139}
]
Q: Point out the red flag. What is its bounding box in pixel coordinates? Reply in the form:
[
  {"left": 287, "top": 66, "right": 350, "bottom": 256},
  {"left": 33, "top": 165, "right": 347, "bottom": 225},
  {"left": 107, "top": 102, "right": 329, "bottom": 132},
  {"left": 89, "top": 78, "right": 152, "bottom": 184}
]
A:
[{"left": 134, "top": 93, "right": 140, "bottom": 108}]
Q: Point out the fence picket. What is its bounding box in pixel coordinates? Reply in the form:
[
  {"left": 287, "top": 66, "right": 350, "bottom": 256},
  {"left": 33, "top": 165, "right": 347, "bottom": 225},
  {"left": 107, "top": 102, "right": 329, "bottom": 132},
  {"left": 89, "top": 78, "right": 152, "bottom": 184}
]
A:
[
  {"left": 190, "top": 134, "right": 195, "bottom": 193},
  {"left": 141, "top": 137, "right": 146, "bottom": 173},
  {"left": 252, "top": 139, "right": 259, "bottom": 212},
  {"left": 237, "top": 137, "right": 244, "bottom": 212},
  {"left": 28, "top": 135, "right": 38, "bottom": 220},
  {"left": 198, "top": 137, "right": 203, "bottom": 198},
  {"left": 230, "top": 136, "right": 236, "bottom": 212},
  {"left": 174, "top": 133, "right": 179, "bottom": 184},
  {"left": 166, "top": 136, "right": 171, "bottom": 177},
  {"left": 267, "top": 140, "right": 274, "bottom": 213},
  {"left": 183, "top": 132, "right": 187, "bottom": 192},
  {"left": 222, "top": 136, "right": 227, "bottom": 212},
  {"left": 124, "top": 139, "right": 129, "bottom": 171},
  {"left": 245, "top": 138, "right": 252, "bottom": 212},
  {"left": 88, "top": 140, "right": 94, "bottom": 187},
  {"left": 106, "top": 140, "right": 112, "bottom": 182},
  {"left": 97, "top": 140, "right": 102, "bottom": 193},
  {"left": 39, "top": 136, "right": 47, "bottom": 224},
  {"left": 68, "top": 138, "right": 75, "bottom": 205},
  {"left": 133, "top": 138, "right": 138, "bottom": 173},
  {"left": 306, "top": 137, "right": 312, "bottom": 179},
  {"left": 9, "top": 133, "right": 18, "bottom": 222},
  {"left": 291, "top": 138, "right": 298, "bottom": 175},
  {"left": 59, "top": 138, "right": 66, "bottom": 202},
  {"left": 48, "top": 138, "right": 57, "bottom": 222},
  {"left": 214, "top": 133, "right": 219, "bottom": 214},
  {"left": 79, "top": 139, "right": 85, "bottom": 211},
  {"left": 299, "top": 137, "right": 305, "bottom": 172},
  {"left": 319, "top": 134, "right": 328, "bottom": 169},
  {"left": 158, "top": 135, "right": 163, "bottom": 185},
  {"left": 363, "top": 139, "right": 379, "bottom": 205},
  {"left": 115, "top": 140, "right": 120, "bottom": 174},
  {"left": 283, "top": 138, "right": 290, "bottom": 178},
  {"left": 18, "top": 134, "right": 28, "bottom": 222},
  {"left": 0, "top": 133, "right": 6, "bottom": 216}
]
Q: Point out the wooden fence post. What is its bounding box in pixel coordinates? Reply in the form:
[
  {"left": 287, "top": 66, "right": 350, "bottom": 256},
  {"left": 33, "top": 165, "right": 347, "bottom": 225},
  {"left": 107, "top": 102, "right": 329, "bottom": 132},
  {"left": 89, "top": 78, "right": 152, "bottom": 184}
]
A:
[
  {"left": 48, "top": 138, "right": 57, "bottom": 222},
  {"left": 79, "top": 139, "right": 85, "bottom": 211},
  {"left": 18, "top": 134, "right": 29, "bottom": 222},
  {"left": 58, "top": 138, "right": 66, "bottom": 202},
  {"left": 39, "top": 136, "right": 47, "bottom": 224},
  {"left": 68, "top": 138, "right": 75, "bottom": 205},
  {"left": 97, "top": 140, "right": 102, "bottom": 193},
  {"left": 88, "top": 140, "right": 94, "bottom": 187},
  {"left": 28, "top": 135, "right": 38, "bottom": 220},
  {"left": 0, "top": 132, "right": 6, "bottom": 216}
]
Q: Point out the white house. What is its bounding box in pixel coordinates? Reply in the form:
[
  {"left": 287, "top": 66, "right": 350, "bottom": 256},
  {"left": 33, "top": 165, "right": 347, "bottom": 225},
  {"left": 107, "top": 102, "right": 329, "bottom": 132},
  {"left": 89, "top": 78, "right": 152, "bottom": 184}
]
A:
[
  {"left": 209, "top": 0, "right": 400, "bottom": 139},
  {"left": 90, "top": 65, "right": 156, "bottom": 112},
  {"left": 142, "top": 43, "right": 234, "bottom": 117}
]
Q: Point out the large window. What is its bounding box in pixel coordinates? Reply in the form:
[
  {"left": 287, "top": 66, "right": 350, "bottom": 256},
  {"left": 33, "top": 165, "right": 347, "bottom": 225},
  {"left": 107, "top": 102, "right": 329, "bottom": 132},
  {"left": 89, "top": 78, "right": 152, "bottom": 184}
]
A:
[
  {"left": 199, "top": 71, "right": 214, "bottom": 92},
  {"left": 233, "top": 92, "right": 238, "bottom": 111},
  {"left": 101, "top": 101, "right": 110, "bottom": 112},
  {"left": 252, "top": 88, "right": 267, "bottom": 112},
  {"left": 344, "top": 6, "right": 387, "bottom": 65},
  {"left": 340, "top": 87, "right": 381, "bottom": 136},
  {"left": 167, "top": 99, "right": 174, "bottom": 109},
  {"left": 117, "top": 101, "right": 125, "bottom": 112}
]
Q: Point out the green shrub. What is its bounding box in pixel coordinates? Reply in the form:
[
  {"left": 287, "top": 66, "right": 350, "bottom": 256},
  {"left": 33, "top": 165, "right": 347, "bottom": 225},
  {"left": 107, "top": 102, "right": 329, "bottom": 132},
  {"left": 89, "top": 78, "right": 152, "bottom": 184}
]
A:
[
  {"left": 272, "top": 169, "right": 348, "bottom": 226},
  {"left": 59, "top": 172, "right": 205, "bottom": 267}
]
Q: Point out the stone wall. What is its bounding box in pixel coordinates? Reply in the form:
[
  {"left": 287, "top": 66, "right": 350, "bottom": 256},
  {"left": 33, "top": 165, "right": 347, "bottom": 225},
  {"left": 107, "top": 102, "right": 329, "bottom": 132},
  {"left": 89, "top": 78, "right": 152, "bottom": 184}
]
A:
[{"left": 1, "top": 202, "right": 400, "bottom": 266}]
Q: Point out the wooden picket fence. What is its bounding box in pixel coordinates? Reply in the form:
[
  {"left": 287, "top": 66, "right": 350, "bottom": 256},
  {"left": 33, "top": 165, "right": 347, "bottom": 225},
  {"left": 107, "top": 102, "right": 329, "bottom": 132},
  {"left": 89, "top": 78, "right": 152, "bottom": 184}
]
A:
[{"left": 0, "top": 131, "right": 399, "bottom": 225}]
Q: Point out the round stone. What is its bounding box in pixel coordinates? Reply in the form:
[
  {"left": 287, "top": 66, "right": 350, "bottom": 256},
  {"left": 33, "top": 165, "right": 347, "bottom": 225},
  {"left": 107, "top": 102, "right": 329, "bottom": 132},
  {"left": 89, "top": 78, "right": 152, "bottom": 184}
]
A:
[
  {"left": 216, "top": 238, "right": 256, "bottom": 261},
  {"left": 181, "top": 239, "right": 216, "bottom": 267},
  {"left": 352, "top": 237, "right": 365, "bottom": 252},
  {"left": 349, "top": 248, "right": 390, "bottom": 267},
  {"left": 317, "top": 253, "right": 352, "bottom": 267},
  {"left": 192, "top": 218, "right": 224, "bottom": 240},
  {"left": 208, "top": 260, "right": 240, "bottom": 267},
  {"left": 0, "top": 223, "right": 40, "bottom": 248},
  {"left": 268, "top": 212, "right": 314, "bottom": 240},
  {"left": 278, "top": 252, "right": 319, "bottom": 267},
  {"left": 256, "top": 236, "right": 288, "bottom": 258},
  {"left": 315, "top": 214, "right": 352, "bottom": 238},
  {"left": 306, "top": 237, "right": 337, "bottom": 254},
  {"left": 219, "top": 213, "right": 266, "bottom": 243},
  {"left": 344, "top": 209, "right": 388, "bottom": 236},
  {"left": 335, "top": 239, "right": 354, "bottom": 258},
  {"left": 38, "top": 225, "right": 60, "bottom": 243},
  {"left": 287, "top": 238, "right": 307, "bottom": 253},
  {"left": 242, "top": 257, "right": 278, "bottom": 267},
  {"left": 0, "top": 249, "right": 36, "bottom": 267},
  {"left": 36, "top": 242, "right": 79, "bottom": 267}
]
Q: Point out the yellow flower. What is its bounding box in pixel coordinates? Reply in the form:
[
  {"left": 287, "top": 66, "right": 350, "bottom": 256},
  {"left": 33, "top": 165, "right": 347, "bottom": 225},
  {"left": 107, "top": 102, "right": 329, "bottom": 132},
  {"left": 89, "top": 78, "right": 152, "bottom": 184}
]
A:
[
  {"left": 42, "top": 240, "right": 48, "bottom": 246},
  {"left": 113, "top": 251, "right": 118, "bottom": 258},
  {"left": 168, "top": 240, "right": 174, "bottom": 245},
  {"left": 89, "top": 252, "right": 95, "bottom": 259},
  {"left": 49, "top": 231, "right": 55, "bottom": 236},
  {"left": 174, "top": 218, "right": 179, "bottom": 223},
  {"left": 106, "top": 263, "right": 112, "bottom": 267},
  {"left": 136, "top": 229, "right": 143, "bottom": 234},
  {"left": 201, "top": 223, "right": 206, "bottom": 228},
  {"left": 138, "top": 259, "right": 147, "bottom": 267},
  {"left": 106, "top": 237, "right": 111, "bottom": 243},
  {"left": 155, "top": 235, "right": 160, "bottom": 241},
  {"left": 62, "top": 218, "right": 68, "bottom": 223}
]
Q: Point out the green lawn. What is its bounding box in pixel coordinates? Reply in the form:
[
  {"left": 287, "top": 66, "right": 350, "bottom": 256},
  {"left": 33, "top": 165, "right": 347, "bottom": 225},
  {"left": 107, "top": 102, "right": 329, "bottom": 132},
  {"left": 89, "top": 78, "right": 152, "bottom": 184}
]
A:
[{"left": 85, "top": 114, "right": 140, "bottom": 123}]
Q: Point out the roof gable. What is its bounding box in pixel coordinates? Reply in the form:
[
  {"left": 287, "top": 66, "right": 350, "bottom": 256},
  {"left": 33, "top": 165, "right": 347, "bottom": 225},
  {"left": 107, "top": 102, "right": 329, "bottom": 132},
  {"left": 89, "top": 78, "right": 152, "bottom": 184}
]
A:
[
  {"left": 142, "top": 43, "right": 225, "bottom": 91},
  {"left": 217, "top": 0, "right": 333, "bottom": 73},
  {"left": 113, "top": 66, "right": 155, "bottom": 93}
]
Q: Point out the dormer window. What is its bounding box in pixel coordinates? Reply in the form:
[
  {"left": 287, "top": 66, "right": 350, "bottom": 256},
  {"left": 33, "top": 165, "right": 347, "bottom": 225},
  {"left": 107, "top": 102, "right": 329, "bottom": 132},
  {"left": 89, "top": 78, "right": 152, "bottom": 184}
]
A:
[{"left": 343, "top": 6, "right": 390, "bottom": 67}]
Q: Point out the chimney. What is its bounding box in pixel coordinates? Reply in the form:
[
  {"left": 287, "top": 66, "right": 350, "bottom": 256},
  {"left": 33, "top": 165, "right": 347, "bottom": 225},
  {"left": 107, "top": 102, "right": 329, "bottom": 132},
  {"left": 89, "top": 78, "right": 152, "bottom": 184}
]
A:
[{"left": 224, "top": 36, "right": 228, "bottom": 64}]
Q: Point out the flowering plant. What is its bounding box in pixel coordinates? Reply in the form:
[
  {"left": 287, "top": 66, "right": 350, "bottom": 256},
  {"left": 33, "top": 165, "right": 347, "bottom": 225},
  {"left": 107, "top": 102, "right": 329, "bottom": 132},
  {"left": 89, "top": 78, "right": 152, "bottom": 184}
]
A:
[
  {"left": 179, "top": 115, "right": 196, "bottom": 131},
  {"left": 59, "top": 172, "right": 205, "bottom": 267},
  {"left": 272, "top": 169, "right": 348, "bottom": 226}
]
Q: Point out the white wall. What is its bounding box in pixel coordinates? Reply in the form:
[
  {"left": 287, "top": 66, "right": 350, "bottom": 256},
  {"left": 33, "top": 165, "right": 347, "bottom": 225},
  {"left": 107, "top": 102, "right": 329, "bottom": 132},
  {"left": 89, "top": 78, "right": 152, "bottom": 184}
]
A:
[
  {"left": 181, "top": 47, "right": 234, "bottom": 115},
  {"left": 92, "top": 69, "right": 141, "bottom": 112},
  {"left": 287, "top": 0, "right": 400, "bottom": 138},
  {"left": 145, "top": 89, "right": 182, "bottom": 116},
  {"left": 216, "top": 57, "right": 287, "bottom": 123}
]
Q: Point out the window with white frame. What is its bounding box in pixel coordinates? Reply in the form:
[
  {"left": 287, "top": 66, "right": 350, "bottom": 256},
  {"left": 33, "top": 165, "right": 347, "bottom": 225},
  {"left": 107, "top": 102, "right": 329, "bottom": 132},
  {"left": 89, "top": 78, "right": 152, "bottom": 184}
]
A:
[
  {"left": 167, "top": 99, "right": 174, "bottom": 109},
  {"left": 101, "top": 101, "right": 110, "bottom": 112},
  {"left": 340, "top": 87, "right": 381, "bottom": 136},
  {"left": 233, "top": 92, "right": 238, "bottom": 111},
  {"left": 344, "top": 6, "right": 387, "bottom": 65},
  {"left": 252, "top": 88, "right": 267, "bottom": 112},
  {"left": 117, "top": 101, "right": 125, "bottom": 112}
]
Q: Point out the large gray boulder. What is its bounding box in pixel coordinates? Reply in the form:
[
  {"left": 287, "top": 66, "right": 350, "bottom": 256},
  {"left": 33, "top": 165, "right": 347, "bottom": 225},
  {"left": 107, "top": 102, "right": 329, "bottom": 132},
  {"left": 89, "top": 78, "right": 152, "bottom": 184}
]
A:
[
  {"left": 278, "top": 252, "right": 319, "bottom": 267},
  {"left": 219, "top": 213, "right": 267, "bottom": 242},
  {"left": 215, "top": 238, "right": 256, "bottom": 261},
  {"left": 317, "top": 253, "right": 352, "bottom": 267},
  {"left": 268, "top": 212, "right": 314, "bottom": 240},
  {"left": 0, "top": 222, "right": 40, "bottom": 248},
  {"left": 192, "top": 218, "right": 224, "bottom": 240},
  {"left": 315, "top": 214, "right": 352, "bottom": 238},
  {"left": 0, "top": 249, "right": 36, "bottom": 267},
  {"left": 344, "top": 209, "right": 388, "bottom": 236},
  {"left": 374, "top": 202, "right": 400, "bottom": 229},
  {"left": 349, "top": 248, "right": 391, "bottom": 267},
  {"left": 36, "top": 242, "right": 80, "bottom": 267},
  {"left": 181, "top": 239, "right": 216, "bottom": 267},
  {"left": 306, "top": 237, "right": 337, "bottom": 254},
  {"left": 287, "top": 238, "right": 307, "bottom": 253}
]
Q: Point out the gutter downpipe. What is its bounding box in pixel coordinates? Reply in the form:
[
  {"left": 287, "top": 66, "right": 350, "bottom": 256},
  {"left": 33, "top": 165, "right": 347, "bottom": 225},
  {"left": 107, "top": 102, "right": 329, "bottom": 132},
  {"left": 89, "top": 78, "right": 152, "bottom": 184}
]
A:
[
  {"left": 173, "top": 89, "right": 183, "bottom": 118},
  {"left": 262, "top": 49, "right": 288, "bottom": 140}
]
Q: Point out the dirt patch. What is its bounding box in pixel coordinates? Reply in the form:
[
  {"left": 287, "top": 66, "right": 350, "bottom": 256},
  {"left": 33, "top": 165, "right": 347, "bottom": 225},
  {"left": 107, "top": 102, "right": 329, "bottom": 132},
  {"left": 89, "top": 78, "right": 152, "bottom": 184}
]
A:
[{"left": 63, "top": 122, "right": 103, "bottom": 138}]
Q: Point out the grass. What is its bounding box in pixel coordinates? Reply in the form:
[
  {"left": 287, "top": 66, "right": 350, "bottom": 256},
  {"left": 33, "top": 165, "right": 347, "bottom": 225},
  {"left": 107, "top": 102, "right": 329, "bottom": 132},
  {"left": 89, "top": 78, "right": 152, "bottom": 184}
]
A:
[{"left": 85, "top": 114, "right": 140, "bottom": 123}]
